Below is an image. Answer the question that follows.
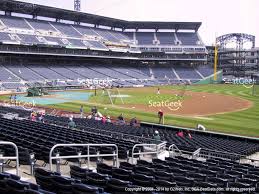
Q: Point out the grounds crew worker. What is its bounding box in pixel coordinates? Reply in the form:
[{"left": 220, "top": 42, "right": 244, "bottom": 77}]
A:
[{"left": 158, "top": 110, "right": 164, "bottom": 124}]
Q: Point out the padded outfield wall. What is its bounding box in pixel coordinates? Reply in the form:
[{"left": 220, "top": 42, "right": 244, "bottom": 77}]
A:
[{"left": 194, "top": 70, "right": 223, "bottom": 85}]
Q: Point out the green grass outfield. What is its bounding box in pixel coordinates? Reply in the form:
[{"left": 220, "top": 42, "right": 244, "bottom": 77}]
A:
[{"left": 1, "top": 84, "right": 259, "bottom": 137}]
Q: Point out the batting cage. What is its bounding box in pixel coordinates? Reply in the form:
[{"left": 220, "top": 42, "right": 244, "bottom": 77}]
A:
[{"left": 100, "top": 88, "right": 125, "bottom": 105}]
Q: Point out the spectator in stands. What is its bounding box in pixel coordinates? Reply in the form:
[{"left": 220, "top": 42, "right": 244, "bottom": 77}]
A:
[
  {"left": 186, "top": 130, "right": 192, "bottom": 139},
  {"left": 91, "top": 106, "right": 97, "bottom": 114},
  {"left": 118, "top": 114, "right": 124, "bottom": 121},
  {"left": 80, "top": 105, "right": 84, "bottom": 118},
  {"left": 197, "top": 124, "right": 206, "bottom": 131},
  {"left": 68, "top": 117, "right": 76, "bottom": 129},
  {"left": 87, "top": 114, "right": 92, "bottom": 120},
  {"left": 30, "top": 112, "right": 37, "bottom": 122},
  {"left": 117, "top": 113, "right": 125, "bottom": 125},
  {"left": 95, "top": 115, "right": 102, "bottom": 121},
  {"left": 101, "top": 116, "right": 106, "bottom": 124},
  {"left": 130, "top": 117, "right": 138, "bottom": 127},
  {"left": 158, "top": 110, "right": 164, "bottom": 124},
  {"left": 176, "top": 131, "right": 184, "bottom": 138},
  {"left": 38, "top": 113, "right": 44, "bottom": 123},
  {"left": 154, "top": 130, "right": 161, "bottom": 144},
  {"left": 106, "top": 116, "right": 112, "bottom": 123}
]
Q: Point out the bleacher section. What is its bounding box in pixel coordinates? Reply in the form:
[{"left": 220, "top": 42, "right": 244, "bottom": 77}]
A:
[
  {"left": 0, "top": 32, "right": 12, "bottom": 41},
  {"left": 2, "top": 82, "right": 25, "bottom": 89},
  {"left": 51, "top": 22, "right": 81, "bottom": 38},
  {"left": 69, "top": 66, "right": 107, "bottom": 79},
  {"left": 87, "top": 40, "right": 108, "bottom": 50},
  {"left": 7, "top": 65, "right": 44, "bottom": 81},
  {"left": 94, "top": 28, "right": 120, "bottom": 43},
  {"left": 0, "top": 116, "right": 144, "bottom": 163},
  {"left": 1, "top": 154, "right": 259, "bottom": 194},
  {"left": 26, "top": 65, "right": 66, "bottom": 80},
  {"left": 43, "top": 36, "right": 67, "bottom": 46},
  {"left": 18, "top": 34, "right": 40, "bottom": 45},
  {"left": 42, "top": 114, "right": 259, "bottom": 156},
  {"left": 176, "top": 32, "right": 200, "bottom": 45},
  {"left": 109, "top": 66, "right": 150, "bottom": 80},
  {"left": 0, "top": 172, "right": 54, "bottom": 194},
  {"left": 0, "top": 14, "right": 209, "bottom": 90},
  {"left": 136, "top": 32, "right": 155, "bottom": 45},
  {"left": 0, "top": 65, "right": 20, "bottom": 81},
  {"left": 31, "top": 158, "right": 259, "bottom": 193},
  {"left": 0, "top": 16, "right": 31, "bottom": 29},
  {"left": 2, "top": 106, "right": 258, "bottom": 157},
  {"left": 156, "top": 32, "right": 176, "bottom": 45},
  {"left": 174, "top": 66, "right": 202, "bottom": 80},
  {"left": 67, "top": 38, "right": 86, "bottom": 47},
  {"left": 74, "top": 26, "right": 99, "bottom": 37},
  {"left": 0, "top": 106, "right": 259, "bottom": 193},
  {"left": 0, "top": 14, "right": 206, "bottom": 57},
  {"left": 48, "top": 66, "right": 84, "bottom": 80},
  {"left": 0, "top": 63, "right": 214, "bottom": 89},
  {"left": 27, "top": 19, "right": 56, "bottom": 31},
  {"left": 0, "top": 100, "right": 259, "bottom": 193},
  {"left": 197, "top": 65, "right": 214, "bottom": 77},
  {"left": 152, "top": 67, "right": 177, "bottom": 80}
]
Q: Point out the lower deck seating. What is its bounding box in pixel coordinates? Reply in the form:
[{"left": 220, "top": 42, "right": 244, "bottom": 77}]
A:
[
  {"left": 0, "top": 106, "right": 258, "bottom": 157},
  {"left": 0, "top": 116, "right": 147, "bottom": 166},
  {"left": 33, "top": 155, "right": 259, "bottom": 194},
  {"left": 0, "top": 172, "right": 54, "bottom": 194},
  {"left": 43, "top": 114, "right": 259, "bottom": 156}
]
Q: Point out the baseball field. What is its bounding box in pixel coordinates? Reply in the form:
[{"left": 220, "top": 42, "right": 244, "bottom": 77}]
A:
[{"left": 1, "top": 84, "right": 259, "bottom": 137}]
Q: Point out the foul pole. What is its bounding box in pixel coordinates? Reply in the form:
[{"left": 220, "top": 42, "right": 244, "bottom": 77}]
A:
[{"left": 214, "top": 43, "right": 218, "bottom": 81}]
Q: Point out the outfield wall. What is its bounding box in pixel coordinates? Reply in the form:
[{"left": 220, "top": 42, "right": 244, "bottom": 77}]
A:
[{"left": 194, "top": 71, "right": 223, "bottom": 85}]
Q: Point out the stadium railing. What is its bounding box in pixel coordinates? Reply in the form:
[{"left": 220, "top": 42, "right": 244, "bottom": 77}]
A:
[
  {"left": 169, "top": 145, "right": 259, "bottom": 165},
  {"left": 49, "top": 143, "right": 119, "bottom": 173},
  {"left": 0, "top": 141, "right": 19, "bottom": 175},
  {"left": 131, "top": 141, "right": 167, "bottom": 164}
]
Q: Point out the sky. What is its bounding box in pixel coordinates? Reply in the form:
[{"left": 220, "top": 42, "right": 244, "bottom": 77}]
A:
[{"left": 17, "top": 0, "right": 259, "bottom": 46}]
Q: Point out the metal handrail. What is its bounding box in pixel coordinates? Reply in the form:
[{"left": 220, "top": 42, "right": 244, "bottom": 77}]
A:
[
  {"left": 168, "top": 144, "right": 183, "bottom": 157},
  {"left": 196, "top": 148, "right": 259, "bottom": 164},
  {"left": 49, "top": 144, "right": 118, "bottom": 172},
  {"left": 192, "top": 148, "right": 201, "bottom": 158},
  {"left": 157, "top": 141, "right": 167, "bottom": 150},
  {"left": 167, "top": 144, "right": 259, "bottom": 165},
  {"left": 0, "top": 141, "right": 19, "bottom": 176},
  {"left": 131, "top": 142, "right": 167, "bottom": 164}
]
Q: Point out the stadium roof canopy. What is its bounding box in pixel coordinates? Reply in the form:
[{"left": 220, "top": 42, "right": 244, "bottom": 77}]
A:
[{"left": 0, "top": 0, "right": 202, "bottom": 30}]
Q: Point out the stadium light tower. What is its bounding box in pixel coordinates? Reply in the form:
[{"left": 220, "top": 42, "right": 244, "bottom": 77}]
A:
[{"left": 74, "top": 0, "right": 81, "bottom": 11}]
